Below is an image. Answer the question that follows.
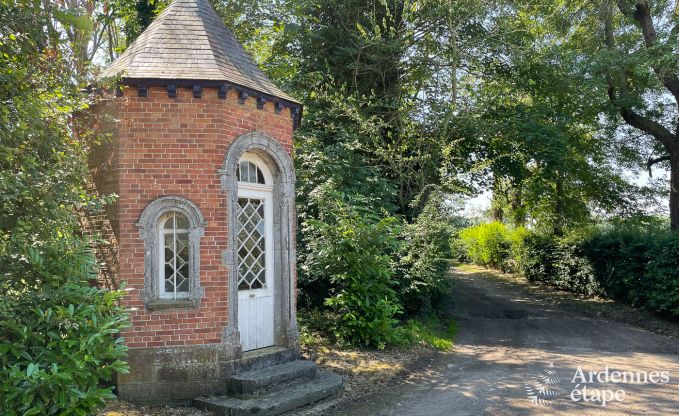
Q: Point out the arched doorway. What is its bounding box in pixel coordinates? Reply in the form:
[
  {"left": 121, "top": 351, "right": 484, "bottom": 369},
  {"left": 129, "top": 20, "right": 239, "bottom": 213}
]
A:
[
  {"left": 220, "top": 131, "right": 299, "bottom": 355},
  {"left": 236, "top": 153, "right": 274, "bottom": 351}
]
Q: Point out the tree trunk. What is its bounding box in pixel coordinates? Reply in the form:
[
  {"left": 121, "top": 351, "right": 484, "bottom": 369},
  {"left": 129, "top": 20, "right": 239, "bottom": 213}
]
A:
[
  {"left": 554, "top": 173, "right": 565, "bottom": 236},
  {"left": 670, "top": 150, "right": 679, "bottom": 231},
  {"left": 510, "top": 186, "right": 526, "bottom": 228}
]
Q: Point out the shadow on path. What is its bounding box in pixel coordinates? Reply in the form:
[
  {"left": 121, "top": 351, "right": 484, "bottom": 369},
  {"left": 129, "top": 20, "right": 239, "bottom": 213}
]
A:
[{"left": 328, "top": 268, "right": 679, "bottom": 416}]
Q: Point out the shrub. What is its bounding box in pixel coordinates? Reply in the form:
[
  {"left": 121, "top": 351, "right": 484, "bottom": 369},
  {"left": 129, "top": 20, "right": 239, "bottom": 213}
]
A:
[
  {"left": 582, "top": 230, "right": 651, "bottom": 305},
  {"left": 583, "top": 228, "right": 679, "bottom": 317},
  {"left": 303, "top": 194, "right": 403, "bottom": 349},
  {"left": 507, "top": 226, "right": 530, "bottom": 272},
  {"left": 517, "top": 233, "right": 557, "bottom": 282},
  {"left": 644, "top": 239, "right": 679, "bottom": 317},
  {"left": 458, "top": 219, "right": 679, "bottom": 318},
  {"left": 458, "top": 222, "right": 527, "bottom": 272},
  {"left": 459, "top": 222, "right": 510, "bottom": 269},
  {"left": 397, "top": 192, "right": 453, "bottom": 316},
  {"left": 519, "top": 233, "right": 602, "bottom": 296},
  {"left": 0, "top": 239, "right": 129, "bottom": 416}
]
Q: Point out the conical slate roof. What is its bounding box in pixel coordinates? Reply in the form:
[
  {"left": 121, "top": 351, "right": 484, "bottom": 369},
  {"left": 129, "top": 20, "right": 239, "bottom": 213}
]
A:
[{"left": 100, "top": 0, "right": 298, "bottom": 103}]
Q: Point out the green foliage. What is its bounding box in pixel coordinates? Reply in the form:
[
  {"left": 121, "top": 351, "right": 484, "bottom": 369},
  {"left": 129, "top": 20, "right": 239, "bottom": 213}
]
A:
[
  {"left": 0, "top": 2, "right": 129, "bottom": 414},
  {"left": 519, "top": 234, "right": 602, "bottom": 296},
  {"left": 459, "top": 222, "right": 528, "bottom": 271},
  {"left": 460, "top": 219, "right": 679, "bottom": 318},
  {"left": 109, "top": 0, "right": 170, "bottom": 45},
  {"left": 0, "top": 240, "right": 129, "bottom": 416},
  {"left": 506, "top": 226, "right": 530, "bottom": 272},
  {"left": 459, "top": 222, "right": 507, "bottom": 268},
  {"left": 583, "top": 228, "right": 679, "bottom": 317},
  {"left": 397, "top": 191, "right": 454, "bottom": 316},
  {"left": 294, "top": 86, "right": 397, "bottom": 309},
  {"left": 304, "top": 193, "right": 403, "bottom": 349}
]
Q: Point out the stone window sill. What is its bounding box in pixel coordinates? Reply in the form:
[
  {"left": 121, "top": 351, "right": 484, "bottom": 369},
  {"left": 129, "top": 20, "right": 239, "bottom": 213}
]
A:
[{"left": 146, "top": 298, "right": 199, "bottom": 311}]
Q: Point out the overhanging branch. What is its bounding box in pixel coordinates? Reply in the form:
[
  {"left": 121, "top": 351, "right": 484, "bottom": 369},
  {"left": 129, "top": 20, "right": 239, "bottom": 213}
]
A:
[
  {"left": 616, "top": 0, "right": 679, "bottom": 103},
  {"left": 647, "top": 155, "right": 670, "bottom": 176}
]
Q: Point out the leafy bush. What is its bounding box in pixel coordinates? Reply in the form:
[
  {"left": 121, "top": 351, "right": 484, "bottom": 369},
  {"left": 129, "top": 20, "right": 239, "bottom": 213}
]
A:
[
  {"left": 513, "top": 224, "right": 679, "bottom": 317},
  {"left": 582, "top": 230, "right": 651, "bottom": 304},
  {"left": 458, "top": 222, "right": 527, "bottom": 272},
  {"left": 520, "top": 234, "right": 602, "bottom": 296},
  {"left": 0, "top": 239, "right": 129, "bottom": 416},
  {"left": 516, "top": 233, "right": 557, "bottom": 282},
  {"left": 303, "top": 193, "right": 403, "bottom": 349},
  {"left": 583, "top": 228, "right": 679, "bottom": 316},
  {"left": 459, "top": 222, "right": 510, "bottom": 269},
  {"left": 397, "top": 192, "right": 453, "bottom": 316},
  {"left": 0, "top": 8, "right": 129, "bottom": 414},
  {"left": 294, "top": 87, "right": 397, "bottom": 309},
  {"left": 644, "top": 239, "right": 679, "bottom": 317},
  {"left": 507, "top": 226, "right": 530, "bottom": 272}
]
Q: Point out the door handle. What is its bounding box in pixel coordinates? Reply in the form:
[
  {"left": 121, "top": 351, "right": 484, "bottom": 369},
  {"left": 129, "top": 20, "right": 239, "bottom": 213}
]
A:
[{"left": 249, "top": 293, "right": 255, "bottom": 298}]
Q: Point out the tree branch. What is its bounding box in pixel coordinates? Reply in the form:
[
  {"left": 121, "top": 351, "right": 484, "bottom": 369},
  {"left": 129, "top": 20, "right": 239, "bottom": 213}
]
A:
[
  {"left": 647, "top": 155, "right": 670, "bottom": 176},
  {"left": 619, "top": 107, "right": 675, "bottom": 149},
  {"left": 604, "top": 4, "right": 676, "bottom": 149},
  {"left": 616, "top": 0, "right": 679, "bottom": 103}
]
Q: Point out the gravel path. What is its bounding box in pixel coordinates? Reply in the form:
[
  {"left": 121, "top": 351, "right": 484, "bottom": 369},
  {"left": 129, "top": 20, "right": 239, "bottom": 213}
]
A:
[{"left": 329, "top": 267, "right": 679, "bottom": 416}]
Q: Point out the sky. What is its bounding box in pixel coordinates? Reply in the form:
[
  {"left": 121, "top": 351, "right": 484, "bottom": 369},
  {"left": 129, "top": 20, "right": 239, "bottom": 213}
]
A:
[{"left": 462, "top": 167, "right": 670, "bottom": 219}]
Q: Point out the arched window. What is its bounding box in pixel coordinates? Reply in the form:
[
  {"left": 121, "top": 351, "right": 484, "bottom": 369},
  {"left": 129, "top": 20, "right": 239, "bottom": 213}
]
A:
[
  {"left": 159, "top": 212, "right": 190, "bottom": 298},
  {"left": 137, "top": 196, "right": 206, "bottom": 309},
  {"left": 237, "top": 161, "right": 266, "bottom": 184}
]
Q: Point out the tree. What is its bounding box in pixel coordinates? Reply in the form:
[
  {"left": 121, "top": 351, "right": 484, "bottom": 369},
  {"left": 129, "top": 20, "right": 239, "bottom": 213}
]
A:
[{"left": 599, "top": 0, "right": 679, "bottom": 229}]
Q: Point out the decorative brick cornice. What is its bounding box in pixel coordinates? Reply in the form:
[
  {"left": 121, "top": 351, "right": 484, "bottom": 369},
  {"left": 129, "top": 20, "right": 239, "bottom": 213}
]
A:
[{"left": 118, "top": 77, "right": 303, "bottom": 129}]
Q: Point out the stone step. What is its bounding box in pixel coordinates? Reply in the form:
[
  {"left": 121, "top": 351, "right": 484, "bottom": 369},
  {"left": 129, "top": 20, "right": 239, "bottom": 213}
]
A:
[
  {"left": 228, "top": 360, "right": 318, "bottom": 399},
  {"left": 194, "top": 371, "right": 343, "bottom": 416},
  {"left": 239, "top": 346, "right": 298, "bottom": 373}
]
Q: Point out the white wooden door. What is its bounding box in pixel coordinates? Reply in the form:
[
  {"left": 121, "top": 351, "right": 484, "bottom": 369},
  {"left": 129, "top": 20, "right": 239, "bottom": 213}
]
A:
[{"left": 236, "top": 188, "right": 274, "bottom": 351}]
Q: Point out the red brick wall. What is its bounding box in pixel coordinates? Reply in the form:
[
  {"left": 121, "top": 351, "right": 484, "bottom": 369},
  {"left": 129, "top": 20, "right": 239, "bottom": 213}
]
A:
[
  {"left": 109, "top": 85, "right": 294, "bottom": 348},
  {"left": 89, "top": 100, "right": 121, "bottom": 238}
]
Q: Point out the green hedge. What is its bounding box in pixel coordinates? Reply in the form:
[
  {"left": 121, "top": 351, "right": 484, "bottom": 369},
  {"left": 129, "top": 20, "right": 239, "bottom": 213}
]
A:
[
  {"left": 457, "top": 223, "right": 679, "bottom": 318},
  {"left": 583, "top": 230, "right": 679, "bottom": 317},
  {"left": 458, "top": 222, "right": 527, "bottom": 272},
  {"left": 520, "top": 234, "right": 602, "bottom": 296}
]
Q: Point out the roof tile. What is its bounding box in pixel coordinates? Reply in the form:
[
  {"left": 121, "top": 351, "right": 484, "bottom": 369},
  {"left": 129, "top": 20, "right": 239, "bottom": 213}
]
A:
[{"left": 100, "top": 0, "right": 298, "bottom": 103}]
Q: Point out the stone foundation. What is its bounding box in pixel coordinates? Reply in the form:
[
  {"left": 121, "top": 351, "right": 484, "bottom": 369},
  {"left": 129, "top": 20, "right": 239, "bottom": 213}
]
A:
[{"left": 117, "top": 344, "right": 298, "bottom": 405}]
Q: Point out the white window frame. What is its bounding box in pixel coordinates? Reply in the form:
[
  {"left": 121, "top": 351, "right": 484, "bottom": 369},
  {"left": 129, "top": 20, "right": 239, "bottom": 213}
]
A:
[
  {"left": 137, "top": 196, "right": 206, "bottom": 310},
  {"left": 158, "top": 212, "right": 191, "bottom": 299}
]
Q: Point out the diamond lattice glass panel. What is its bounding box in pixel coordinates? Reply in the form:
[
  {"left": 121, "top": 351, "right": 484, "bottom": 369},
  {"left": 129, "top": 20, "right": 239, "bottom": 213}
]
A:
[
  {"left": 175, "top": 232, "right": 189, "bottom": 292},
  {"left": 164, "top": 263, "right": 174, "bottom": 292},
  {"left": 237, "top": 197, "right": 266, "bottom": 290},
  {"left": 161, "top": 213, "right": 190, "bottom": 297}
]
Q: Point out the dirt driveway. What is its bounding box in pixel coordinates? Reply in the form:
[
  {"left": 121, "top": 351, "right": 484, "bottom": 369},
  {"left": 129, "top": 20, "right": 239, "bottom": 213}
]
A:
[{"left": 329, "top": 268, "right": 679, "bottom": 416}]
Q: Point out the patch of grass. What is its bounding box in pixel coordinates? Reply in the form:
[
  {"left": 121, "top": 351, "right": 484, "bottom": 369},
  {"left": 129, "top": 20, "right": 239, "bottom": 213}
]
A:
[{"left": 400, "top": 318, "right": 457, "bottom": 351}]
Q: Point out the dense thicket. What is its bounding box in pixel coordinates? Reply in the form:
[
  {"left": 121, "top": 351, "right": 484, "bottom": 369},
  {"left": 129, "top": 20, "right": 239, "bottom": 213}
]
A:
[{"left": 0, "top": 2, "right": 128, "bottom": 414}]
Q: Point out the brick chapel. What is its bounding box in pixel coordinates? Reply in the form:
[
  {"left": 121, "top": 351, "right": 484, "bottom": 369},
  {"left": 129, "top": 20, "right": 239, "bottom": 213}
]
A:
[{"left": 89, "top": 0, "right": 336, "bottom": 407}]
